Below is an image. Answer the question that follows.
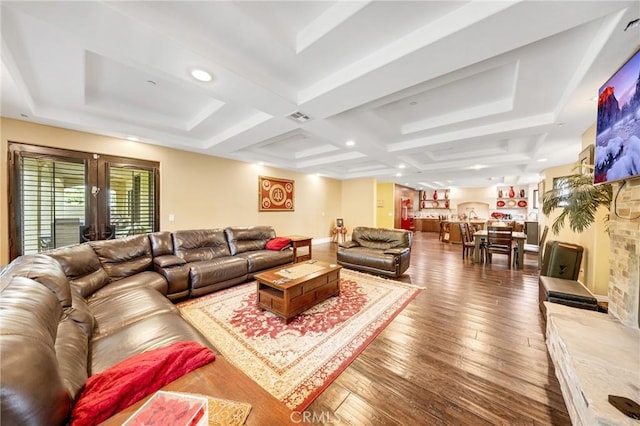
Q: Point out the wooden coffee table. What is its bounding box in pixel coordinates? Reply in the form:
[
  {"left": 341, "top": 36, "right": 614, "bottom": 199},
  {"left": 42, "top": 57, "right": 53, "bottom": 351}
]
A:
[{"left": 255, "top": 260, "right": 342, "bottom": 323}]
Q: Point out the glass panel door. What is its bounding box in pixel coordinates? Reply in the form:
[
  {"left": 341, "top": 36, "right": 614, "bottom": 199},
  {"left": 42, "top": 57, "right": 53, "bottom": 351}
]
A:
[
  {"left": 13, "top": 153, "right": 88, "bottom": 255},
  {"left": 107, "top": 165, "right": 156, "bottom": 238}
]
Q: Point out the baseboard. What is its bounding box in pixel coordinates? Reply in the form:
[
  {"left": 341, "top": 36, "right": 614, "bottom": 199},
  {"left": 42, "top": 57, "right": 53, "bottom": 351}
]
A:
[{"left": 312, "top": 237, "right": 331, "bottom": 245}]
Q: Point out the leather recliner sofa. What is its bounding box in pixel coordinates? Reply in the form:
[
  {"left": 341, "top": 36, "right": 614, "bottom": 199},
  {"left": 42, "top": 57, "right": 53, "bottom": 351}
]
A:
[
  {"left": 337, "top": 226, "right": 412, "bottom": 278},
  {"left": 0, "top": 225, "right": 293, "bottom": 425}
]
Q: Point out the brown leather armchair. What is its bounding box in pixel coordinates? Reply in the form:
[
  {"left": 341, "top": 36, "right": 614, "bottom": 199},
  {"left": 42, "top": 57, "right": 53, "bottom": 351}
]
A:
[{"left": 337, "top": 227, "right": 412, "bottom": 278}]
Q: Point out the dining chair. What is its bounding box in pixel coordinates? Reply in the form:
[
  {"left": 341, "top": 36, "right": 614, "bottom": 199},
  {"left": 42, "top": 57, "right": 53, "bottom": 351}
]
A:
[
  {"left": 513, "top": 225, "right": 549, "bottom": 268},
  {"left": 486, "top": 225, "right": 514, "bottom": 267},
  {"left": 459, "top": 223, "right": 475, "bottom": 260}
]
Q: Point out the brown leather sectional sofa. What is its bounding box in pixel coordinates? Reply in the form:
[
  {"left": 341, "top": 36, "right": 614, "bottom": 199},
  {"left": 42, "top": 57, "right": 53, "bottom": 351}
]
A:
[
  {"left": 337, "top": 226, "right": 412, "bottom": 278},
  {"left": 0, "top": 226, "right": 293, "bottom": 425}
]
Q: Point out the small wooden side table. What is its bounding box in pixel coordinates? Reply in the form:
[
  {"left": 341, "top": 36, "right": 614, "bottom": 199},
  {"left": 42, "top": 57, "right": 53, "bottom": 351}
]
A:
[{"left": 286, "top": 235, "right": 312, "bottom": 263}]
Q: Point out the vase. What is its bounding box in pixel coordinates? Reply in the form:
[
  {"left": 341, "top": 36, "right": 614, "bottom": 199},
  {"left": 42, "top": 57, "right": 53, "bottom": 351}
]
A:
[
  {"left": 433, "top": 190, "right": 438, "bottom": 200},
  {"left": 444, "top": 190, "right": 449, "bottom": 200},
  {"left": 520, "top": 189, "right": 525, "bottom": 198},
  {"left": 444, "top": 199, "right": 450, "bottom": 209},
  {"left": 422, "top": 191, "right": 426, "bottom": 201},
  {"left": 508, "top": 186, "right": 515, "bottom": 198},
  {"left": 498, "top": 189, "right": 503, "bottom": 198}
]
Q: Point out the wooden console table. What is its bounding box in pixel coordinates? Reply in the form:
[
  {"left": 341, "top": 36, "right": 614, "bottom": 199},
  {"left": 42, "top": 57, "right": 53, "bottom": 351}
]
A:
[
  {"left": 101, "top": 357, "right": 292, "bottom": 425},
  {"left": 286, "top": 235, "right": 312, "bottom": 263}
]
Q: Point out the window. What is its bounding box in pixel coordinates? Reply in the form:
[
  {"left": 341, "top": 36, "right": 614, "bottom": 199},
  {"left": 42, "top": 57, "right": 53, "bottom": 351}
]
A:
[{"left": 8, "top": 142, "right": 159, "bottom": 260}]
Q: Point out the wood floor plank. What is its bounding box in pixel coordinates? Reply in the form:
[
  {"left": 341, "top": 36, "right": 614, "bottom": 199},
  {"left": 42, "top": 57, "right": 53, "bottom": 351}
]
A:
[{"left": 306, "top": 231, "right": 571, "bottom": 425}]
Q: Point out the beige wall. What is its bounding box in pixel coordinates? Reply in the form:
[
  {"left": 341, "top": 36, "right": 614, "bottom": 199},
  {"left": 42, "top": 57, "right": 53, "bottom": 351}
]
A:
[
  {"left": 1, "top": 118, "right": 345, "bottom": 264},
  {"left": 539, "top": 125, "right": 611, "bottom": 296},
  {"left": 376, "top": 182, "right": 394, "bottom": 229},
  {"left": 341, "top": 178, "right": 377, "bottom": 232}
]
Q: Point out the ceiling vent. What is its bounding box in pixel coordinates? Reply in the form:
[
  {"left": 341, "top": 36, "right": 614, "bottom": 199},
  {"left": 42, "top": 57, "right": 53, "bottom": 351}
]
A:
[{"left": 288, "top": 111, "right": 312, "bottom": 123}]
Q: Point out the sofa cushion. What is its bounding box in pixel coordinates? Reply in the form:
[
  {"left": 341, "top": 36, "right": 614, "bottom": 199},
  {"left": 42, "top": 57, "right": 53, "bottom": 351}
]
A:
[
  {"left": 148, "top": 231, "right": 174, "bottom": 256},
  {"left": 91, "top": 312, "right": 215, "bottom": 374},
  {"left": 47, "top": 244, "right": 110, "bottom": 299},
  {"left": 189, "top": 256, "right": 248, "bottom": 289},
  {"left": 337, "top": 247, "right": 398, "bottom": 273},
  {"left": 89, "top": 271, "right": 168, "bottom": 300},
  {"left": 71, "top": 341, "right": 215, "bottom": 426},
  {"left": 89, "top": 287, "right": 177, "bottom": 339},
  {"left": 2, "top": 254, "right": 72, "bottom": 308},
  {"left": 225, "top": 226, "right": 275, "bottom": 255},
  {"left": 55, "top": 317, "right": 89, "bottom": 401},
  {"left": 352, "top": 226, "right": 411, "bottom": 250},
  {"left": 90, "top": 235, "right": 153, "bottom": 280},
  {"left": 236, "top": 250, "right": 294, "bottom": 273},
  {"left": 0, "top": 275, "right": 71, "bottom": 426},
  {"left": 173, "top": 229, "right": 231, "bottom": 262},
  {"left": 265, "top": 237, "right": 292, "bottom": 251},
  {"left": 67, "top": 290, "right": 95, "bottom": 337}
]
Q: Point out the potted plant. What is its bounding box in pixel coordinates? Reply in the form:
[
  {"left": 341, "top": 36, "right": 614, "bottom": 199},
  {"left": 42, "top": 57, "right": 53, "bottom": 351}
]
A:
[{"left": 542, "top": 166, "right": 613, "bottom": 235}]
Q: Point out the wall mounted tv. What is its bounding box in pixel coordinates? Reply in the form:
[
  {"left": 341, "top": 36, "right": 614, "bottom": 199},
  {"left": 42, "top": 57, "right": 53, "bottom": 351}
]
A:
[{"left": 595, "top": 47, "right": 640, "bottom": 185}]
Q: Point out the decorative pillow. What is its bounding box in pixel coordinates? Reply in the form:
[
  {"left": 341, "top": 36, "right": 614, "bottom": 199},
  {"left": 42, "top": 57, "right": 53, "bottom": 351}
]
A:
[
  {"left": 70, "top": 341, "right": 215, "bottom": 426},
  {"left": 265, "top": 237, "right": 292, "bottom": 251}
]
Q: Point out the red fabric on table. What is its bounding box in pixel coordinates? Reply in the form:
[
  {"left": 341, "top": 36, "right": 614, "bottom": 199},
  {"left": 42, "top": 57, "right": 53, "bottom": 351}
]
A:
[
  {"left": 265, "top": 237, "right": 292, "bottom": 251},
  {"left": 70, "top": 341, "right": 215, "bottom": 426}
]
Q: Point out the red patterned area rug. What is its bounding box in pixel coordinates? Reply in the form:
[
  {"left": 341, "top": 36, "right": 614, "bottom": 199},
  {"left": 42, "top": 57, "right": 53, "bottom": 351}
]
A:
[{"left": 178, "top": 269, "right": 422, "bottom": 411}]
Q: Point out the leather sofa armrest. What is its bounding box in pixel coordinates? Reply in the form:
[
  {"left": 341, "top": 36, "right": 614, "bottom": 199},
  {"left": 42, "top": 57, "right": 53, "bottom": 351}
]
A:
[
  {"left": 339, "top": 241, "right": 360, "bottom": 249},
  {"left": 153, "top": 255, "right": 187, "bottom": 268},
  {"left": 384, "top": 247, "right": 409, "bottom": 255}
]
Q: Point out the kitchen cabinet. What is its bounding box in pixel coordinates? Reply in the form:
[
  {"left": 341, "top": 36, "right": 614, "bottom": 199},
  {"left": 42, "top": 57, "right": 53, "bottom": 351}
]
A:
[{"left": 415, "top": 218, "right": 440, "bottom": 232}]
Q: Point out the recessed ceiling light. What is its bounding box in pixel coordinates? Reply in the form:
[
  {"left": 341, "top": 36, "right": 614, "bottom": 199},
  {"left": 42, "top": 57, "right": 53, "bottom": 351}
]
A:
[
  {"left": 395, "top": 173, "right": 402, "bottom": 177},
  {"left": 398, "top": 164, "right": 406, "bottom": 169},
  {"left": 538, "top": 158, "right": 548, "bottom": 162},
  {"left": 345, "top": 140, "right": 356, "bottom": 147},
  {"left": 590, "top": 95, "right": 598, "bottom": 102},
  {"left": 190, "top": 69, "right": 212, "bottom": 82},
  {"left": 470, "top": 164, "right": 487, "bottom": 170},
  {"left": 126, "top": 136, "right": 139, "bottom": 142}
]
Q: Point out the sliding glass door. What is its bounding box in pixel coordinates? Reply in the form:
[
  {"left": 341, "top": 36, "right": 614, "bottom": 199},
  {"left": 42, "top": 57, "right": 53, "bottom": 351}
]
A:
[{"left": 8, "top": 143, "right": 159, "bottom": 260}]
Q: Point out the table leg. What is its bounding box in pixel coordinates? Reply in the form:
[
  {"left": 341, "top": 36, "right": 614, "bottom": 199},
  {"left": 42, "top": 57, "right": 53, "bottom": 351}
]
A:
[
  {"left": 516, "top": 239, "right": 524, "bottom": 269},
  {"left": 473, "top": 237, "right": 481, "bottom": 263}
]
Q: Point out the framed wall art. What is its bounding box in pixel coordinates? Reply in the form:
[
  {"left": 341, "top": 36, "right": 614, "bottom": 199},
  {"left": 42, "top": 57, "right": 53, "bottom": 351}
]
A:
[{"left": 258, "top": 176, "right": 294, "bottom": 211}]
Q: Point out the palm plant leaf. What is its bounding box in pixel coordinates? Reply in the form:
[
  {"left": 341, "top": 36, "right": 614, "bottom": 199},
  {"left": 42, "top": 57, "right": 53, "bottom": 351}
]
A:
[{"left": 542, "top": 172, "right": 612, "bottom": 235}]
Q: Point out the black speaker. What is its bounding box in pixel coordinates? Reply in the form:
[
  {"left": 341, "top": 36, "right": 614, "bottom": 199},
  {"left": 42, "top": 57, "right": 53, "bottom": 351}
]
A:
[{"left": 540, "top": 241, "right": 584, "bottom": 280}]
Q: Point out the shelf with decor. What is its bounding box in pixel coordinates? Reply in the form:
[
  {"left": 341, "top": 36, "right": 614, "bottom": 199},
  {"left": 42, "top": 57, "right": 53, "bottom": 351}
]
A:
[
  {"left": 418, "top": 189, "right": 451, "bottom": 210},
  {"left": 496, "top": 185, "right": 528, "bottom": 209}
]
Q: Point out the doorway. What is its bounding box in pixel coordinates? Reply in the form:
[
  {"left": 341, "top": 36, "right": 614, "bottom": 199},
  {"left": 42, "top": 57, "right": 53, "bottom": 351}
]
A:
[{"left": 8, "top": 142, "right": 159, "bottom": 260}]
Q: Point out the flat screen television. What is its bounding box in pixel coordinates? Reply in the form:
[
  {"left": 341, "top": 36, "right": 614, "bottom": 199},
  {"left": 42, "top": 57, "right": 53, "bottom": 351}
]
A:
[{"left": 594, "top": 47, "right": 640, "bottom": 185}]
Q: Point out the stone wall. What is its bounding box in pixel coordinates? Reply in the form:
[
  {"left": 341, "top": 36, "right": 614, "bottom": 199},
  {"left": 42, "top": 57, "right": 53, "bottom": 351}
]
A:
[{"left": 607, "top": 179, "right": 640, "bottom": 329}]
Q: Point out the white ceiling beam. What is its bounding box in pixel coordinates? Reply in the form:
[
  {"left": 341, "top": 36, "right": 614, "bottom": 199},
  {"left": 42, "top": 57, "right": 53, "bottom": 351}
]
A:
[{"left": 296, "top": 1, "right": 371, "bottom": 54}]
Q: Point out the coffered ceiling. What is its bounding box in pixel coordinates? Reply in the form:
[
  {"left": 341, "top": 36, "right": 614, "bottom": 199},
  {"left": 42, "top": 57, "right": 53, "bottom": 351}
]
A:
[{"left": 2, "top": 1, "right": 639, "bottom": 189}]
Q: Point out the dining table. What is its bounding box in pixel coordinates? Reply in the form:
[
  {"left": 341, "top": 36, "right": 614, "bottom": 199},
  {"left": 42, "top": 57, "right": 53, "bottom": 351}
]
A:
[{"left": 473, "top": 230, "right": 527, "bottom": 269}]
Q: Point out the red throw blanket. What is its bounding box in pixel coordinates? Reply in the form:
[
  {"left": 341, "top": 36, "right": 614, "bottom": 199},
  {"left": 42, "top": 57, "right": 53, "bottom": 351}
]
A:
[{"left": 71, "top": 341, "right": 215, "bottom": 426}]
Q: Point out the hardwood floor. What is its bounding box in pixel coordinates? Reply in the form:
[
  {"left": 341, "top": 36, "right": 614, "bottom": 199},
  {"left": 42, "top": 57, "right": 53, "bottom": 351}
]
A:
[{"left": 305, "top": 231, "right": 570, "bottom": 425}]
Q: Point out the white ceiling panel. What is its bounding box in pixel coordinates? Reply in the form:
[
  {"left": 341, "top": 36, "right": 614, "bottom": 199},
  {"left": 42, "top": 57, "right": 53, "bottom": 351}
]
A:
[{"left": 1, "top": 0, "right": 638, "bottom": 189}]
